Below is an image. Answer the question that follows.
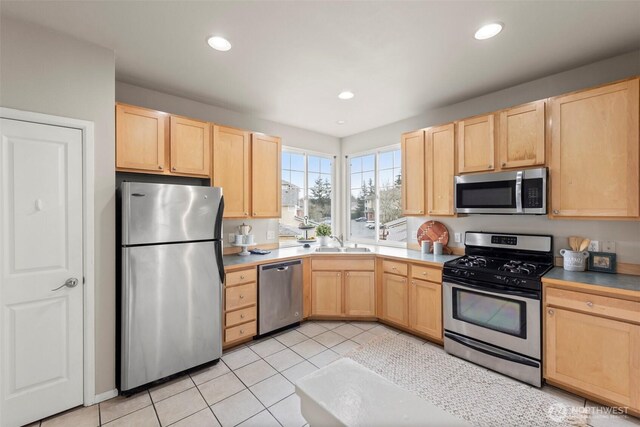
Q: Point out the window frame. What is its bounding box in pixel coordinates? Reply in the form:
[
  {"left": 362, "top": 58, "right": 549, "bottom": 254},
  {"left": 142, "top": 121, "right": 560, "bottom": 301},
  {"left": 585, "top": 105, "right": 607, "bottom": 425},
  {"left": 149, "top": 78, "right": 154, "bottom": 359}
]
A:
[
  {"left": 346, "top": 143, "right": 406, "bottom": 248},
  {"left": 280, "top": 146, "right": 336, "bottom": 246}
]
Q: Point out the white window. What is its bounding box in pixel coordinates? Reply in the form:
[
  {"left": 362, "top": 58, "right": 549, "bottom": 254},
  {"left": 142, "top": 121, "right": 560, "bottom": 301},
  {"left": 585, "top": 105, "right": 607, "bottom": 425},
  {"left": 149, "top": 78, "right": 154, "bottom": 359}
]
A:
[
  {"left": 280, "top": 148, "right": 334, "bottom": 246},
  {"left": 348, "top": 146, "right": 406, "bottom": 245}
]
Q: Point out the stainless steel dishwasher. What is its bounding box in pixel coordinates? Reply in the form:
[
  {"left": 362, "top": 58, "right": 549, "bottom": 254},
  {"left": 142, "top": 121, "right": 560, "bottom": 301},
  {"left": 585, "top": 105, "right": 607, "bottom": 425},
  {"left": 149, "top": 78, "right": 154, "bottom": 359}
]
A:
[{"left": 258, "top": 259, "right": 303, "bottom": 335}]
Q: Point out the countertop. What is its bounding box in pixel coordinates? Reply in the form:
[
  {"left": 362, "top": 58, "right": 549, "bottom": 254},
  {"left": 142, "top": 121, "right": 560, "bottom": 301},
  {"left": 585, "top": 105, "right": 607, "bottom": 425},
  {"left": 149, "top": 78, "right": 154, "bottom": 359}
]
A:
[
  {"left": 543, "top": 267, "right": 640, "bottom": 296},
  {"left": 223, "top": 244, "right": 459, "bottom": 270}
]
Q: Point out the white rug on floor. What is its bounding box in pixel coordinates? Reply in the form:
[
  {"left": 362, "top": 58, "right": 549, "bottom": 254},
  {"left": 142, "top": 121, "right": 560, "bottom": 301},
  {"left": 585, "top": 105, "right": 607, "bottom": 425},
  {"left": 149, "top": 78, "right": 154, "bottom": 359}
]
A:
[{"left": 346, "top": 335, "right": 588, "bottom": 427}]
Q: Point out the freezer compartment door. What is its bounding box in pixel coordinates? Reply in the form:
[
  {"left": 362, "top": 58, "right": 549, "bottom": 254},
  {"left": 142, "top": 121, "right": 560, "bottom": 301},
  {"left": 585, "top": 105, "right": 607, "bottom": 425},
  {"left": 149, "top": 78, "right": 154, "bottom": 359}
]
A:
[
  {"left": 121, "top": 182, "right": 223, "bottom": 245},
  {"left": 120, "top": 242, "right": 222, "bottom": 391}
]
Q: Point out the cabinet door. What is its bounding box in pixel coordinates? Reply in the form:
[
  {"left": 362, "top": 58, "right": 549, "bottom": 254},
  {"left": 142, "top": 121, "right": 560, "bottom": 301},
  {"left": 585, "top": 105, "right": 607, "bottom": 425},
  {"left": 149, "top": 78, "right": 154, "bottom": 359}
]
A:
[
  {"left": 427, "top": 123, "right": 455, "bottom": 216},
  {"left": 311, "top": 271, "right": 342, "bottom": 316},
  {"left": 545, "top": 307, "right": 640, "bottom": 411},
  {"left": 498, "top": 100, "right": 545, "bottom": 169},
  {"left": 381, "top": 273, "right": 408, "bottom": 326},
  {"left": 401, "top": 130, "right": 425, "bottom": 215},
  {"left": 170, "top": 116, "right": 210, "bottom": 176},
  {"left": 550, "top": 79, "right": 639, "bottom": 218},
  {"left": 457, "top": 114, "right": 495, "bottom": 174},
  {"left": 213, "top": 126, "right": 250, "bottom": 217},
  {"left": 251, "top": 133, "right": 281, "bottom": 217},
  {"left": 116, "top": 104, "right": 167, "bottom": 172},
  {"left": 344, "top": 271, "right": 375, "bottom": 317},
  {"left": 409, "top": 279, "right": 442, "bottom": 340}
]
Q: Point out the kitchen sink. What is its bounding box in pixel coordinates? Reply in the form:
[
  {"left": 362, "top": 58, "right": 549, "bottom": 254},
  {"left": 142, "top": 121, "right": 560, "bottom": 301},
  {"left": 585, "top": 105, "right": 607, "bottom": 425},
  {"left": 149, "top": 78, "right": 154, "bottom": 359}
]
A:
[
  {"left": 344, "top": 247, "right": 372, "bottom": 253},
  {"left": 315, "top": 247, "right": 343, "bottom": 253}
]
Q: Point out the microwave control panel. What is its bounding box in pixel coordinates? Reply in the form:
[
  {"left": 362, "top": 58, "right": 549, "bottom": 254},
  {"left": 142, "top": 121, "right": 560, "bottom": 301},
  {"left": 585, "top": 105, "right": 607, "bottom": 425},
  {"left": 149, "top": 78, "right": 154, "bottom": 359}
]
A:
[{"left": 523, "top": 178, "right": 543, "bottom": 208}]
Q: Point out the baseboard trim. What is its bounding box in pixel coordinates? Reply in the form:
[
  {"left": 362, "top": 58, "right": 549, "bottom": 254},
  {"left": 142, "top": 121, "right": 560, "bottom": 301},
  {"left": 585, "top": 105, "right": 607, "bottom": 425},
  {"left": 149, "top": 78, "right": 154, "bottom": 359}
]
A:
[{"left": 92, "top": 388, "right": 118, "bottom": 405}]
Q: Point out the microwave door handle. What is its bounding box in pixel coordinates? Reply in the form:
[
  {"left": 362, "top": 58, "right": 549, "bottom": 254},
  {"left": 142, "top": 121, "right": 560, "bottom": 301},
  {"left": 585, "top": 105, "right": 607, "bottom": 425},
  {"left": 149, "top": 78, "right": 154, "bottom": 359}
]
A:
[{"left": 515, "top": 171, "right": 523, "bottom": 213}]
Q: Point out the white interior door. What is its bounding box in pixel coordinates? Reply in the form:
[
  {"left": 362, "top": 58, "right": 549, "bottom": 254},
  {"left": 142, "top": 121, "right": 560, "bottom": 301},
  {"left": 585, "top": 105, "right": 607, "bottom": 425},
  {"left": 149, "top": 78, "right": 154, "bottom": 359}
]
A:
[{"left": 0, "top": 118, "right": 84, "bottom": 427}]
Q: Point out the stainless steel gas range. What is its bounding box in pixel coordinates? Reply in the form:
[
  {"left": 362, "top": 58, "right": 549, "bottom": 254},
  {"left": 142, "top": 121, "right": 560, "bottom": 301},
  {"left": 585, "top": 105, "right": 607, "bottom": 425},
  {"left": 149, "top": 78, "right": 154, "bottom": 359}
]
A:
[{"left": 443, "top": 231, "right": 554, "bottom": 387}]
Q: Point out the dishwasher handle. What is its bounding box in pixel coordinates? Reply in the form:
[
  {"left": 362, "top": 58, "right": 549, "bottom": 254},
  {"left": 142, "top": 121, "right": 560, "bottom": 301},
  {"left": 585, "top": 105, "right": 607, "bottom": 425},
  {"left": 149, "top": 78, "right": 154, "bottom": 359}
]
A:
[
  {"left": 260, "top": 259, "right": 302, "bottom": 271},
  {"left": 276, "top": 266, "right": 289, "bottom": 272}
]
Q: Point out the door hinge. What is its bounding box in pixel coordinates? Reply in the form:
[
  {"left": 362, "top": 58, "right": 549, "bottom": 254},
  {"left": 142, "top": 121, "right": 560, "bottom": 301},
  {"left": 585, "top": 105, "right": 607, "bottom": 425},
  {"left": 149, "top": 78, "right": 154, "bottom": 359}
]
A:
[{"left": 83, "top": 277, "right": 86, "bottom": 285}]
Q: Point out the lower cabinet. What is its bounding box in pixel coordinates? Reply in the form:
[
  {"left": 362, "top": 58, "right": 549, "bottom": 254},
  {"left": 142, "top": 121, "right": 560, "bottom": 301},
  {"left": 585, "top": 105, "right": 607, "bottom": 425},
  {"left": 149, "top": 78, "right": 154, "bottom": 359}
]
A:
[
  {"left": 310, "top": 258, "right": 375, "bottom": 318},
  {"left": 409, "top": 279, "right": 442, "bottom": 340},
  {"left": 223, "top": 267, "right": 258, "bottom": 346},
  {"left": 544, "top": 284, "right": 640, "bottom": 412},
  {"left": 381, "top": 273, "right": 409, "bottom": 326}
]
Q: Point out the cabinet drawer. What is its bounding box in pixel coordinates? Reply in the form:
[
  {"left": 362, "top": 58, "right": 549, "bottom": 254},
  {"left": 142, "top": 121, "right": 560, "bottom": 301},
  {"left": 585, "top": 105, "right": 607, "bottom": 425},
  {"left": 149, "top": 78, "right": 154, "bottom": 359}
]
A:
[
  {"left": 226, "top": 268, "right": 257, "bottom": 287},
  {"left": 225, "top": 306, "right": 257, "bottom": 328},
  {"left": 312, "top": 258, "right": 375, "bottom": 271},
  {"left": 382, "top": 260, "right": 408, "bottom": 276},
  {"left": 546, "top": 287, "right": 640, "bottom": 323},
  {"left": 411, "top": 264, "right": 442, "bottom": 283},
  {"left": 225, "top": 321, "right": 256, "bottom": 343},
  {"left": 225, "top": 282, "right": 257, "bottom": 310}
]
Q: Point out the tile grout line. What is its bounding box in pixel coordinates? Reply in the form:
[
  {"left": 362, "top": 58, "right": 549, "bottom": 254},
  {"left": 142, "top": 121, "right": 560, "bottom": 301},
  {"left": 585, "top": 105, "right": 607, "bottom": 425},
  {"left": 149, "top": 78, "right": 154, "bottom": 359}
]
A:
[
  {"left": 188, "top": 371, "right": 224, "bottom": 427},
  {"left": 225, "top": 366, "right": 271, "bottom": 426}
]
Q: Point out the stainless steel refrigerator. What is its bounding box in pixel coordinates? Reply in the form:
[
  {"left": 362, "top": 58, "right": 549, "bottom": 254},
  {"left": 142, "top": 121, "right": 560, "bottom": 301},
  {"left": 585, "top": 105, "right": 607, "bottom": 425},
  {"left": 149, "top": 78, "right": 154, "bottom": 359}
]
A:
[{"left": 118, "top": 182, "right": 224, "bottom": 392}]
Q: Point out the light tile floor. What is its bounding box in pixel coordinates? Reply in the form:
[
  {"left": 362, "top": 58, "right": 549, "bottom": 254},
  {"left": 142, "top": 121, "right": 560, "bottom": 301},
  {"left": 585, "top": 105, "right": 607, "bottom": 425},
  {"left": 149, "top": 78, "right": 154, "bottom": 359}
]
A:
[{"left": 30, "top": 320, "right": 640, "bottom": 427}]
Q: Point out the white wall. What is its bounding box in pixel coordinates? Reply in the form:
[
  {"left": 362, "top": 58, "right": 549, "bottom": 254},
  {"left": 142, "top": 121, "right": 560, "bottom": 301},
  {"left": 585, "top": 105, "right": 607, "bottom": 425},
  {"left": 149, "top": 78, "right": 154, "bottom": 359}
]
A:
[
  {"left": 0, "top": 17, "right": 116, "bottom": 393},
  {"left": 341, "top": 50, "right": 640, "bottom": 264}
]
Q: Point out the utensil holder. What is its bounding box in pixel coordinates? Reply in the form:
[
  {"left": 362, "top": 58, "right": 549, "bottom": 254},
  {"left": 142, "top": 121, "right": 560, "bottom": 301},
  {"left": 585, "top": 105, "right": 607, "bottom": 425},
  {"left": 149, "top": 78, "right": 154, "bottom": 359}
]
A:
[{"left": 560, "top": 249, "right": 589, "bottom": 271}]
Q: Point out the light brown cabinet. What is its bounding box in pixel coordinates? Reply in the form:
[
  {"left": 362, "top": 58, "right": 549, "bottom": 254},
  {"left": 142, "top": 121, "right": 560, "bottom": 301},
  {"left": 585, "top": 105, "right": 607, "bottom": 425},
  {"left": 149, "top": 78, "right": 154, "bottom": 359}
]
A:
[
  {"left": 344, "top": 271, "right": 376, "bottom": 316},
  {"left": 311, "top": 271, "right": 342, "bottom": 316},
  {"left": 116, "top": 104, "right": 167, "bottom": 172},
  {"left": 381, "top": 272, "right": 409, "bottom": 327},
  {"left": 212, "top": 125, "right": 250, "bottom": 218},
  {"left": 409, "top": 278, "right": 442, "bottom": 340},
  {"left": 544, "top": 284, "right": 640, "bottom": 412},
  {"left": 401, "top": 130, "right": 425, "bottom": 215},
  {"left": 170, "top": 116, "right": 210, "bottom": 176},
  {"left": 223, "top": 267, "right": 258, "bottom": 346},
  {"left": 498, "top": 100, "right": 545, "bottom": 169},
  {"left": 426, "top": 123, "right": 455, "bottom": 216},
  {"left": 457, "top": 114, "right": 496, "bottom": 174},
  {"left": 251, "top": 133, "right": 282, "bottom": 218},
  {"left": 549, "top": 78, "right": 639, "bottom": 218}
]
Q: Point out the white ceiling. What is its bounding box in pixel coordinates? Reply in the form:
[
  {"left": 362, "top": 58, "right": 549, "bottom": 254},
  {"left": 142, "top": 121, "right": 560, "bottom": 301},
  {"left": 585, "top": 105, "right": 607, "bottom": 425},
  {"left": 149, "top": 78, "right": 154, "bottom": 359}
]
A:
[{"left": 2, "top": 1, "right": 640, "bottom": 138}]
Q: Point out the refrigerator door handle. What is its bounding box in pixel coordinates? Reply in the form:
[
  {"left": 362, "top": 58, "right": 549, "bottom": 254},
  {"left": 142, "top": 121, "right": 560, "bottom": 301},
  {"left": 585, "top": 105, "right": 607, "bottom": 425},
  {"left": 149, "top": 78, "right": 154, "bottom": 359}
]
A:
[
  {"left": 214, "top": 241, "right": 225, "bottom": 284},
  {"left": 214, "top": 195, "right": 224, "bottom": 240}
]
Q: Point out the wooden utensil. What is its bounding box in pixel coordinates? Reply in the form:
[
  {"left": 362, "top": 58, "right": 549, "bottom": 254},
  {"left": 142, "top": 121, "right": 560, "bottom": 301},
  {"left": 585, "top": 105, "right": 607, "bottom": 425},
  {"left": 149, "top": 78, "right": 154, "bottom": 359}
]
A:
[
  {"left": 579, "top": 238, "right": 591, "bottom": 252},
  {"left": 417, "top": 221, "right": 451, "bottom": 253},
  {"left": 569, "top": 236, "right": 581, "bottom": 251}
]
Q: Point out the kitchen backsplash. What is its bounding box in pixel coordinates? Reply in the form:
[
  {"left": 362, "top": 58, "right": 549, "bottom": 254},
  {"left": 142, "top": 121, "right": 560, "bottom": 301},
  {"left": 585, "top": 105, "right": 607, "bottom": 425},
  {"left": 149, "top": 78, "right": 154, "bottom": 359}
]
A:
[
  {"left": 222, "top": 218, "right": 280, "bottom": 248},
  {"left": 407, "top": 216, "right": 640, "bottom": 264}
]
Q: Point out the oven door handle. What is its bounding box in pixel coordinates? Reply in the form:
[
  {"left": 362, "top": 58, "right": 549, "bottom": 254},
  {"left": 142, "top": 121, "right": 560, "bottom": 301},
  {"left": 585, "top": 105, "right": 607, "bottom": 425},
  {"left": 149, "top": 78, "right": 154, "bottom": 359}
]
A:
[
  {"left": 444, "top": 277, "right": 540, "bottom": 300},
  {"left": 445, "top": 332, "right": 540, "bottom": 368}
]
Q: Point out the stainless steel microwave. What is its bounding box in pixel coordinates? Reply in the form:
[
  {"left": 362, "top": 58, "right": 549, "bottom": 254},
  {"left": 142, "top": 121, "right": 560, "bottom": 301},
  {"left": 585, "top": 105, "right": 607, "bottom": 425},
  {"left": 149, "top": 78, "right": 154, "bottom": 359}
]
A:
[{"left": 454, "top": 168, "right": 547, "bottom": 214}]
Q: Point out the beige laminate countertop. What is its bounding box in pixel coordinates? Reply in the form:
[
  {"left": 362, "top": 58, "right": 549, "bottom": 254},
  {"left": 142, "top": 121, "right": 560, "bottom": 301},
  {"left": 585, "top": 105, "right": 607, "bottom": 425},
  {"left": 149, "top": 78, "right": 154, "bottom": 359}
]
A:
[{"left": 223, "top": 244, "right": 459, "bottom": 270}]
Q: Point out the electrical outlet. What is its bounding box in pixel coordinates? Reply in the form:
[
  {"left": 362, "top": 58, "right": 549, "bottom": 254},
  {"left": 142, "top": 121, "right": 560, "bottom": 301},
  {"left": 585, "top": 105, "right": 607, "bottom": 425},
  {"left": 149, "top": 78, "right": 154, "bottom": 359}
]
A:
[
  {"left": 603, "top": 240, "right": 616, "bottom": 253},
  {"left": 228, "top": 233, "right": 235, "bottom": 243},
  {"left": 267, "top": 230, "right": 275, "bottom": 240},
  {"left": 587, "top": 240, "right": 600, "bottom": 252},
  {"left": 454, "top": 233, "right": 462, "bottom": 243}
]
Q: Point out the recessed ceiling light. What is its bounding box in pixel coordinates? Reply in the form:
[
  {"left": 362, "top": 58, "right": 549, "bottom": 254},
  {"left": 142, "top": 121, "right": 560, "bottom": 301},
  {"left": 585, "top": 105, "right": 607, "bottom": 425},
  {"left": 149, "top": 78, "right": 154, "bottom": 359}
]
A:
[
  {"left": 337, "top": 120, "right": 345, "bottom": 125},
  {"left": 474, "top": 22, "right": 503, "bottom": 40},
  {"left": 338, "top": 91, "right": 355, "bottom": 100},
  {"left": 207, "top": 36, "right": 231, "bottom": 51}
]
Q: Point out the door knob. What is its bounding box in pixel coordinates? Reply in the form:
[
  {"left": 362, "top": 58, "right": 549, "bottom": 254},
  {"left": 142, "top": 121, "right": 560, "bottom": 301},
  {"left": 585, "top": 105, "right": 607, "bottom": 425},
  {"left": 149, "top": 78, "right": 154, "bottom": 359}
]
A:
[
  {"left": 52, "top": 277, "right": 79, "bottom": 291},
  {"left": 548, "top": 309, "right": 554, "bottom": 315},
  {"left": 553, "top": 210, "right": 559, "bottom": 214}
]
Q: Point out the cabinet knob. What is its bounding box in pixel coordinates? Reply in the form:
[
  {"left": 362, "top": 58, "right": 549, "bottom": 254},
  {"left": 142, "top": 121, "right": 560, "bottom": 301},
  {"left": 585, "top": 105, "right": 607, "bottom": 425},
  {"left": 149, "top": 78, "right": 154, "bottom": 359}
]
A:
[
  {"left": 346, "top": 272, "right": 350, "bottom": 276},
  {"left": 586, "top": 301, "right": 593, "bottom": 308},
  {"left": 422, "top": 271, "right": 427, "bottom": 275},
  {"left": 548, "top": 309, "right": 554, "bottom": 315},
  {"left": 172, "top": 167, "right": 176, "bottom": 171},
  {"left": 158, "top": 165, "right": 163, "bottom": 170},
  {"left": 392, "top": 267, "right": 398, "bottom": 270},
  {"left": 239, "top": 294, "right": 244, "bottom": 299},
  {"left": 244, "top": 212, "right": 248, "bottom": 215},
  {"left": 240, "top": 275, "right": 245, "bottom": 280},
  {"left": 419, "top": 210, "right": 423, "bottom": 214},
  {"left": 337, "top": 273, "right": 340, "bottom": 277},
  {"left": 240, "top": 314, "right": 245, "bottom": 319},
  {"left": 428, "top": 210, "right": 432, "bottom": 214},
  {"left": 240, "top": 329, "right": 245, "bottom": 334},
  {"left": 253, "top": 212, "right": 256, "bottom": 216},
  {"left": 553, "top": 210, "right": 559, "bottom": 215},
  {"left": 411, "top": 280, "right": 415, "bottom": 285},
  {"left": 502, "top": 163, "right": 506, "bottom": 167},
  {"left": 488, "top": 165, "right": 493, "bottom": 169}
]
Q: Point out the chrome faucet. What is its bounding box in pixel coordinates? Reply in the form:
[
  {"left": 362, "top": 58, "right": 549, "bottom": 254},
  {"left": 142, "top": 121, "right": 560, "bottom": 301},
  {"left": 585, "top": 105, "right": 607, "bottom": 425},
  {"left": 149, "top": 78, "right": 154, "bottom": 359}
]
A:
[{"left": 332, "top": 234, "right": 344, "bottom": 248}]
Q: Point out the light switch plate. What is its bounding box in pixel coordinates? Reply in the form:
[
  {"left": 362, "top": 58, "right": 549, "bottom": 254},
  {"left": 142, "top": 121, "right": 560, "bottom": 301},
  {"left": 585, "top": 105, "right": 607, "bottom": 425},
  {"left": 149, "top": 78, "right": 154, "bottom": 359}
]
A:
[
  {"left": 587, "top": 240, "right": 600, "bottom": 252},
  {"left": 228, "top": 233, "right": 235, "bottom": 243},
  {"left": 454, "top": 233, "right": 462, "bottom": 243},
  {"left": 267, "top": 230, "right": 275, "bottom": 240},
  {"left": 603, "top": 240, "right": 616, "bottom": 253}
]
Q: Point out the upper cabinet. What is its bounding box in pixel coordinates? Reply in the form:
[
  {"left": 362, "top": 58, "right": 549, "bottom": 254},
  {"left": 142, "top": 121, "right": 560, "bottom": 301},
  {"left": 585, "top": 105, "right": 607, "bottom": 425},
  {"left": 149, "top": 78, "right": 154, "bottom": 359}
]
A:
[
  {"left": 401, "top": 130, "right": 426, "bottom": 215},
  {"left": 251, "top": 133, "right": 282, "bottom": 218},
  {"left": 498, "top": 100, "right": 545, "bottom": 169},
  {"left": 116, "top": 104, "right": 168, "bottom": 172},
  {"left": 212, "top": 126, "right": 250, "bottom": 218},
  {"left": 457, "top": 114, "right": 496, "bottom": 174},
  {"left": 549, "top": 78, "right": 639, "bottom": 219},
  {"left": 426, "top": 123, "right": 455, "bottom": 216},
  {"left": 170, "top": 116, "right": 210, "bottom": 176}
]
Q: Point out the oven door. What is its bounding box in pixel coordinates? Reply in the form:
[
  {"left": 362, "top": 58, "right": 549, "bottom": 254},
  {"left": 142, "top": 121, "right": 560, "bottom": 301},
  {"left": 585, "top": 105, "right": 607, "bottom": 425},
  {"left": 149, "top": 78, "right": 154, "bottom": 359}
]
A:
[{"left": 443, "top": 278, "right": 540, "bottom": 359}]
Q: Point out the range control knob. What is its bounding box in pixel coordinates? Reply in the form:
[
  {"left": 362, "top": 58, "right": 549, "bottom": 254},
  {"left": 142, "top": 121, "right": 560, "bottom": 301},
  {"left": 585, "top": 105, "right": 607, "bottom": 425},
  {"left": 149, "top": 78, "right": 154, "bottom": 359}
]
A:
[
  {"left": 451, "top": 269, "right": 460, "bottom": 276},
  {"left": 462, "top": 270, "right": 470, "bottom": 278}
]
